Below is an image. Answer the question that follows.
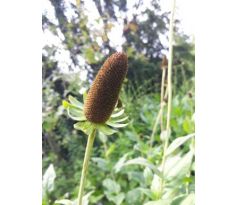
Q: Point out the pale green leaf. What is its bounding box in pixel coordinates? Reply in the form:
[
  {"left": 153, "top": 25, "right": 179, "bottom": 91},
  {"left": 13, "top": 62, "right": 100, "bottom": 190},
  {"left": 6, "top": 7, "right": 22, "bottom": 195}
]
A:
[
  {"left": 55, "top": 199, "right": 73, "bottom": 205},
  {"left": 165, "top": 151, "right": 194, "bottom": 180},
  {"left": 166, "top": 133, "right": 195, "bottom": 156},
  {"left": 113, "top": 153, "right": 129, "bottom": 173},
  {"left": 144, "top": 199, "right": 171, "bottom": 205},
  {"left": 103, "top": 178, "right": 121, "bottom": 194},
  {"left": 42, "top": 164, "right": 56, "bottom": 194},
  {"left": 123, "top": 157, "right": 161, "bottom": 176},
  {"left": 171, "top": 193, "right": 195, "bottom": 205},
  {"left": 150, "top": 174, "right": 160, "bottom": 198}
]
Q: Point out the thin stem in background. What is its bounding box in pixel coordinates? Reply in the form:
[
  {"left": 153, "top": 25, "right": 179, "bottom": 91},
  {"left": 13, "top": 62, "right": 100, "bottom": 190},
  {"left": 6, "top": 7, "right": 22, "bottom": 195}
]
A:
[
  {"left": 160, "top": 68, "right": 166, "bottom": 131},
  {"left": 77, "top": 129, "right": 96, "bottom": 205},
  {"left": 159, "top": 0, "right": 176, "bottom": 197},
  {"left": 149, "top": 67, "right": 167, "bottom": 147}
]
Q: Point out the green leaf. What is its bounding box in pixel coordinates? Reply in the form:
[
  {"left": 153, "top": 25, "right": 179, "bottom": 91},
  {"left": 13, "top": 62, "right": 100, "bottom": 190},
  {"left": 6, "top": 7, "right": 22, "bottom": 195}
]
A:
[
  {"left": 166, "top": 133, "right": 195, "bottom": 156},
  {"left": 165, "top": 151, "right": 194, "bottom": 180},
  {"left": 144, "top": 199, "right": 171, "bottom": 205},
  {"left": 97, "top": 124, "right": 117, "bottom": 135},
  {"left": 68, "top": 95, "right": 83, "bottom": 109},
  {"left": 171, "top": 193, "right": 195, "bottom": 205},
  {"left": 143, "top": 167, "right": 153, "bottom": 186},
  {"left": 55, "top": 199, "right": 73, "bottom": 205},
  {"left": 123, "top": 157, "right": 161, "bottom": 176},
  {"left": 126, "top": 188, "right": 142, "bottom": 204},
  {"left": 82, "top": 191, "right": 94, "bottom": 205},
  {"left": 113, "top": 153, "right": 129, "bottom": 173},
  {"left": 42, "top": 164, "right": 56, "bottom": 195},
  {"left": 106, "top": 193, "right": 125, "bottom": 205},
  {"left": 150, "top": 174, "right": 161, "bottom": 199},
  {"left": 103, "top": 178, "right": 121, "bottom": 194}
]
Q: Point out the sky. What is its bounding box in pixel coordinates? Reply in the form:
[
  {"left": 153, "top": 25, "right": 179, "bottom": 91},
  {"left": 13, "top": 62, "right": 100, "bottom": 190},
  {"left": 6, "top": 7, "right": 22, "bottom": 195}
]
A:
[{"left": 42, "top": 0, "right": 194, "bottom": 75}]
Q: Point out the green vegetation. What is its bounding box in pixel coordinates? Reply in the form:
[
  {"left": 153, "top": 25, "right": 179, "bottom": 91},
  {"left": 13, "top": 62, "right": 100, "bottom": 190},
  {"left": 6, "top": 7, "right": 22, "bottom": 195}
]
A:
[{"left": 42, "top": 0, "right": 195, "bottom": 204}]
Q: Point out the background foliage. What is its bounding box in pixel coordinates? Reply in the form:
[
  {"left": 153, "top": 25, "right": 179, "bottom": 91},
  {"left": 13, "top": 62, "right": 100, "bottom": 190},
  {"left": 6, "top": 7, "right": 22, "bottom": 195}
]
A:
[{"left": 42, "top": 0, "right": 195, "bottom": 204}]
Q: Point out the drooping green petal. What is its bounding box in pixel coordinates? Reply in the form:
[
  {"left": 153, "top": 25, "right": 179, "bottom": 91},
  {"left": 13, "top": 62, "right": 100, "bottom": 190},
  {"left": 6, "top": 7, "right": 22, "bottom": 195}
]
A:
[
  {"left": 106, "top": 121, "right": 128, "bottom": 128},
  {"left": 68, "top": 95, "right": 83, "bottom": 110},
  {"left": 67, "top": 108, "right": 86, "bottom": 121},
  {"left": 74, "top": 121, "right": 94, "bottom": 135},
  {"left": 109, "top": 116, "right": 129, "bottom": 123},
  {"left": 96, "top": 124, "right": 118, "bottom": 135},
  {"left": 111, "top": 109, "right": 124, "bottom": 118}
]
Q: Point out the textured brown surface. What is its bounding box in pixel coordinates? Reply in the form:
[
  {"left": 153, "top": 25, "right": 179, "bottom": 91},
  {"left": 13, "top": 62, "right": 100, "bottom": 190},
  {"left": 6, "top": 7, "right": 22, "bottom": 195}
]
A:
[{"left": 84, "top": 52, "right": 128, "bottom": 123}]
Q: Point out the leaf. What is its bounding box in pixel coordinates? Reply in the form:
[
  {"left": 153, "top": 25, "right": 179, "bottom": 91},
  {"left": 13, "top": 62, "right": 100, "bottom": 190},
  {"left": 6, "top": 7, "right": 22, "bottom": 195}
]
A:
[
  {"left": 166, "top": 133, "right": 195, "bottom": 156},
  {"left": 150, "top": 174, "right": 161, "bottom": 199},
  {"left": 126, "top": 188, "right": 142, "bottom": 204},
  {"left": 55, "top": 199, "right": 73, "bottom": 205},
  {"left": 123, "top": 157, "right": 161, "bottom": 176},
  {"left": 82, "top": 191, "right": 94, "bottom": 205},
  {"left": 106, "top": 193, "right": 125, "bottom": 205},
  {"left": 42, "top": 164, "right": 56, "bottom": 194},
  {"left": 114, "top": 153, "right": 129, "bottom": 173},
  {"left": 97, "top": 124, "right": 117, "bottom": 135},
  {"left": 144, "top": 199, "right": 171, "bottom": 205},
  {"left": 171, "top": 193, "right": 195, "bottom": 205},
  {"left": 68, "top": 95, "right": 83, "bottom": 109},
  {"left": 103, "top": 179, "right": 121, "bottom": 194},
  {"left": 143, "top": 167, "right": 153, "bottom": 185},
  {"left": 165, "top": 151, "right": 194, "bottom": 180}
]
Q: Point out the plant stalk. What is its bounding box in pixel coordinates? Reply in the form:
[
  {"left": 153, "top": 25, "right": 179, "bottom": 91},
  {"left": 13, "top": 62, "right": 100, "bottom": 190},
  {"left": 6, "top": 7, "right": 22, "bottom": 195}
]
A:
[
  {"left": 149, "top": 64, "right": 167, "bottom": 147},
  {"left": 159, "top": 0, "right": 176, "bottom": 197},
  {"left": 77, "top": 129, "right": 96, "bottom": 205}
]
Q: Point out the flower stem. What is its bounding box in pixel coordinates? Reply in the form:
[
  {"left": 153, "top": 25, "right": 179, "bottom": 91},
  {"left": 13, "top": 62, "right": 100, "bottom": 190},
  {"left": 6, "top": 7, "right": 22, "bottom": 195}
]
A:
[
  {"left": 159, "top": 0, "right": 176, "bottom": 197},
  {"left": 150, "top": 67, "right": 167, "bottom": 147},
  {"left": 77, "top": 129, "right": 96, "bottom": 205}
]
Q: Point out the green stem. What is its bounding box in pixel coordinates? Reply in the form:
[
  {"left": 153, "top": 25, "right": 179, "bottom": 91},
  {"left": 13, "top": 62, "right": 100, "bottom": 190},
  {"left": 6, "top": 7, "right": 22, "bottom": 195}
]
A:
[
  {"left": 159, "top": 0, "right": 176, "bottom": 197},
  {"left": 77, "top": 129, "right": 96, "bottom": 205},
  {"left": 150, "top": 65, "right": 167, "bottom": 147}
]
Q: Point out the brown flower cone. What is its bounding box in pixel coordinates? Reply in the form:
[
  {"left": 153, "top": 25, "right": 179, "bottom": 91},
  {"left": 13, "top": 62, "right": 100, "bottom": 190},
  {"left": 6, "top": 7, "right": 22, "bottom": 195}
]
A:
[{"left": 84, "top": 52, "right": 128, "bottom": 123}]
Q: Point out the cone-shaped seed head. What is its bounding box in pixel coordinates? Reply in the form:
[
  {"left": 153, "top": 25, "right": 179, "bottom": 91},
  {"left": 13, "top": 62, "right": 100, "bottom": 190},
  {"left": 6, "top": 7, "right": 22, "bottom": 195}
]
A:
[{"left": 84, "top": 52, "right": 128, "bottom": 123}]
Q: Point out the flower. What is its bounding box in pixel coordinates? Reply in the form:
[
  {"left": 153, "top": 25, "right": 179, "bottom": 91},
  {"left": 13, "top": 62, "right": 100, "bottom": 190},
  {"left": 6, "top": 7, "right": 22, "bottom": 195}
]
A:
[{"left": 62, "top": 52, "right": 129, "bottom": 136}]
